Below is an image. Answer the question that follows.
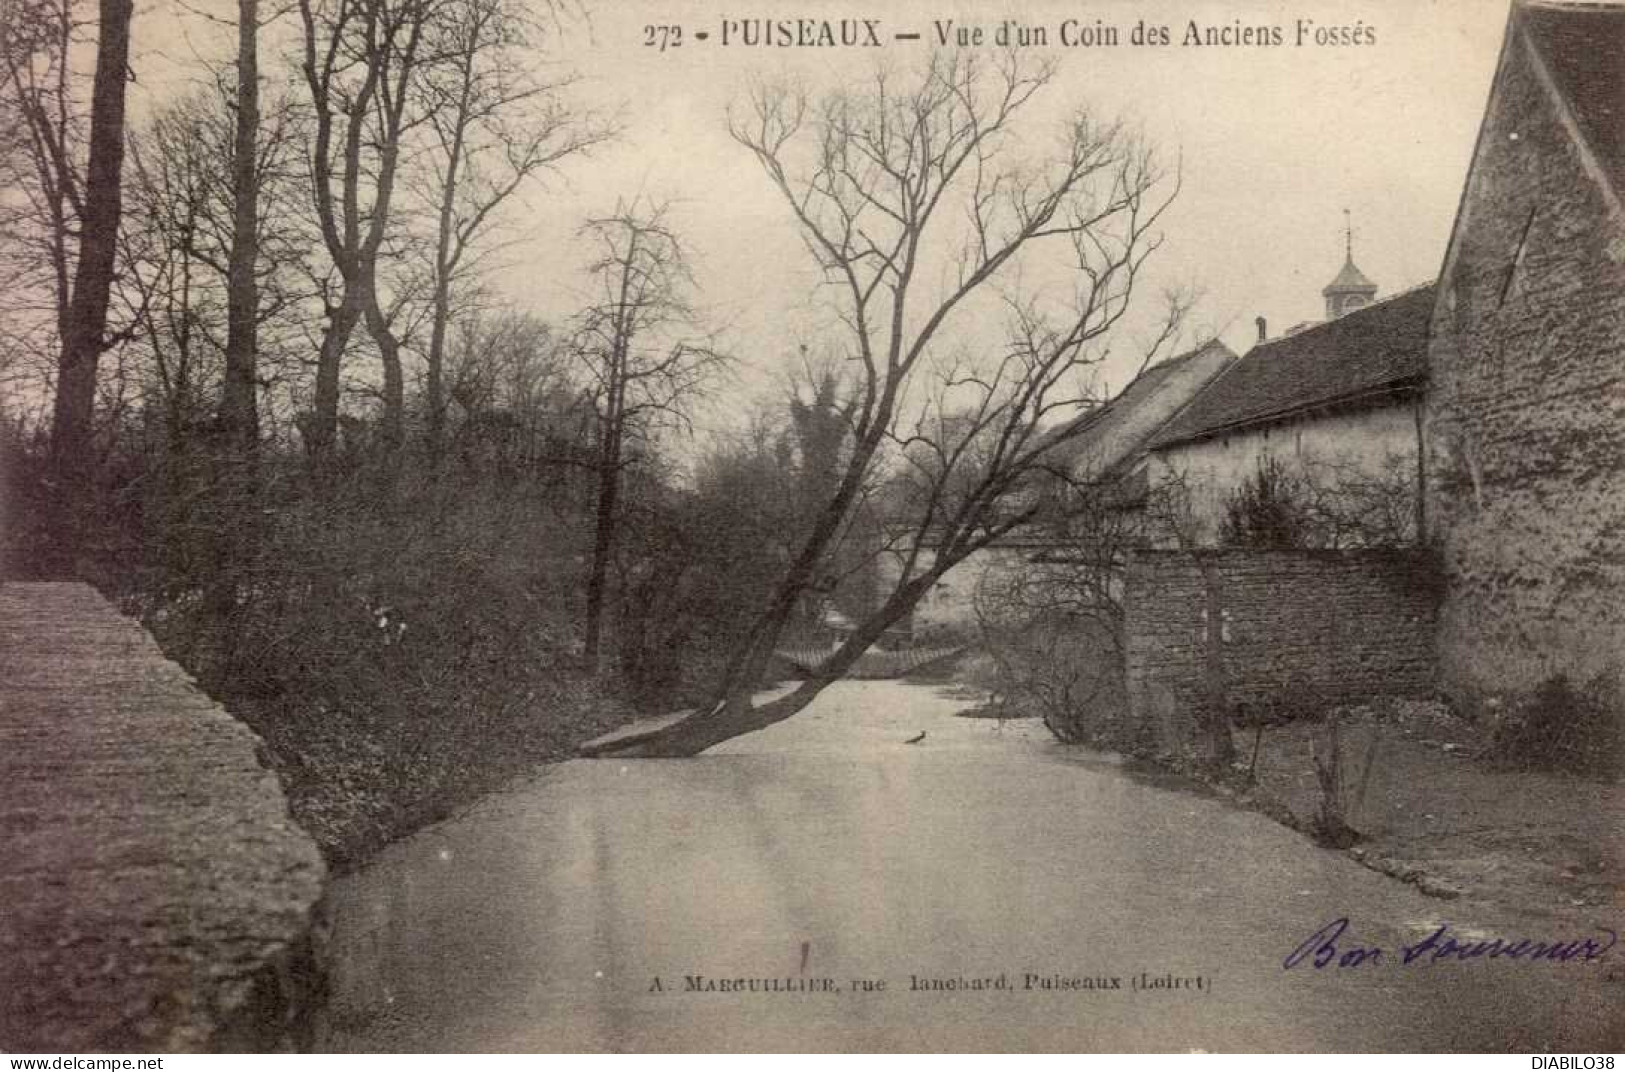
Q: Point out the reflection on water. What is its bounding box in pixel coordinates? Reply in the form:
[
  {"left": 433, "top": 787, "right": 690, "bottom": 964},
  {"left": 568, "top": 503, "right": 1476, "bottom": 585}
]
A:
[{"left": 315, "top": 680, "right": 1619, "bottom": 1052}]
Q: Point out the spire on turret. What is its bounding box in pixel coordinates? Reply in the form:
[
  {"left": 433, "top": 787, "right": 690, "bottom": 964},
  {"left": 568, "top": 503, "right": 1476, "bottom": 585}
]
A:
[{"left": 1322, "top": 210, "right": 1377, "bottom": 319}]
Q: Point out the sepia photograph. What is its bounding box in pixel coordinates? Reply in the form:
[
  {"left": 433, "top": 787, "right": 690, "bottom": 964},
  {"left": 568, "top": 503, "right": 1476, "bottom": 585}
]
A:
[{"left": 1, "top": 0, "right": 1622, "bottom": 1054}]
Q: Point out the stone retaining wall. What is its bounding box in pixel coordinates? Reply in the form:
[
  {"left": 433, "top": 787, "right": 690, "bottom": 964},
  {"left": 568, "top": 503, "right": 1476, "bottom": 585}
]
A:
[{"left": 1, "top": 583, "right": 326, "bottom": 1052}]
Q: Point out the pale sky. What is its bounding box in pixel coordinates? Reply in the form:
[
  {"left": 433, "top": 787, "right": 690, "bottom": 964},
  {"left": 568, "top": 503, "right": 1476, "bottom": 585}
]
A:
[{"left": 130, "top": 0, "right": 1512, "bottom": 426}]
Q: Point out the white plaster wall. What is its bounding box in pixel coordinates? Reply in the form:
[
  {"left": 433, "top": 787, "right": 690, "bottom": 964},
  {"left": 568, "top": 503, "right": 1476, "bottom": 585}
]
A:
[
  {"left": 1147, "top": 402, "right": 1421, "bottom": 546},
  {"left": 878, "top": 545, "right": 1037, "bottom": 635}
]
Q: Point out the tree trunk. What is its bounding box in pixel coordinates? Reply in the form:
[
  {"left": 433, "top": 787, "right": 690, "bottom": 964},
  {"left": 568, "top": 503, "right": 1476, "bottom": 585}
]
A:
[
  {"left": 424, "top": 93, "right": 467, "bottom": 466},
  {"left": 297, "top": 0, "right": 419, "bottom": 473},
  {"left": 582, "top": 411, "right": 621, "bottom": 673},
  {"left": 220, "top": 0, "right": 260, "bottom": 455},
  {"left": 363, "top": 287, "right": 404, "bottom": 455},
  {"left": 584, "top": 568, "right": 940, "bottom": 757},
  {"left": 711, "top": 426, "right": 889, "bottom": 701},
  {"left": 425, "top": 288, "right": 449, "bottom": 462},
  {"left": 46, "top": 0, "right": 133, "bottom": 572},
  {"left": 582, "top": 245, "right": 634, "bottom": 672},
  {"left": 205, "top": 0, "right": 261, "bottom": 636},
  {"left": 307, "top": 288, "right": 364, "bottom": 461}
]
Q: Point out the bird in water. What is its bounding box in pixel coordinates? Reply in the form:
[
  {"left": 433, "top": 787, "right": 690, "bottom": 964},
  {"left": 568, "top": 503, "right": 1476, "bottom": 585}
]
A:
[{"left": 904, "top": 731, "right": 926, "bottom": 745}]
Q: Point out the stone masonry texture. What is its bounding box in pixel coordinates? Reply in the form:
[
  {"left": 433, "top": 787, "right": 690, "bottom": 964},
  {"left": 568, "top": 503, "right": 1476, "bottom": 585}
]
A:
[
  {"left": 1425, "top": 18, "right": 1625, "bottom": 709},
  {"left": 0, "top": 583, "right": 326, "bottom": 1052},
  {"left": 1123, "top": 550, "right": 1439, "bottom": 722}
]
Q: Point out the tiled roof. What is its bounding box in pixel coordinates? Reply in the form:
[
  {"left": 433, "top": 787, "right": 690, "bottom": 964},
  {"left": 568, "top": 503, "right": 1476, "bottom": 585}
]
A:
[
  {"left": 1049, "top": 338, "right": 1237, "bottom": 473},
  {"left": 1148, "top": 284, "right": 1435, "bottom": 450},
  {"left": 1521, "top": 2, "right": 1625, "bottom": 199}
]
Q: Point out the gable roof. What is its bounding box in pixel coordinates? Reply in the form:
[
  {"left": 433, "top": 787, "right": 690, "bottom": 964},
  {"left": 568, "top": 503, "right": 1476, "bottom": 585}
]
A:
[
  {"left": 1520, "top": 2, "right": 1625, "bottom": 199},
  {"left": 1148, "top": 284, "right": 1435, "bottom": 451},
  {"left": 890, "top": 339, "right": 1237, "bottom": 546},
  {"left": 1050, "top": 338, "right": 1238, "bottom": 477}
]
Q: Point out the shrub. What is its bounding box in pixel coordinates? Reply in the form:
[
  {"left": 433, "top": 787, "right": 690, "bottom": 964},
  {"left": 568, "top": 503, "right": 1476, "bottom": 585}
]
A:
[
  {"left": 1485, "top": 672, "right": 1622, "bottom": 779},
  {"left": 1220, "top": 455, "right": 1310, "bottom": 549},
  {"left": 979, "top": 611, "right": 1133, "bottom": 747},
  {"left": 955, "top": 650, "right": 1005, "bottom": 702},
  {"left": 1308, "top": 709, "right": 1382, "bottom": 848}
]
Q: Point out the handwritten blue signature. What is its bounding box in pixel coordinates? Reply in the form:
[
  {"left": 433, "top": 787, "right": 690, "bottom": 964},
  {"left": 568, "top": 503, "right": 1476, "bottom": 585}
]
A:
[{"left": 1284, "top": 917, "right": 1618, "bottom": 970}]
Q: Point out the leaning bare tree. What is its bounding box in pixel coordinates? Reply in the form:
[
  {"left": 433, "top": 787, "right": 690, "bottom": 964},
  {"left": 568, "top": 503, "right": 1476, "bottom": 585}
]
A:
[
  {"left": 569, "top": 204, "right": 726, "bottom": 673},
  {"left": 589, "top": 51, "right": 1183, "bottom": 757}
]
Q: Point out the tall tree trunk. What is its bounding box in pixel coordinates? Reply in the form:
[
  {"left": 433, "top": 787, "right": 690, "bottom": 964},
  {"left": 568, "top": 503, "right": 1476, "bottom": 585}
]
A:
[
  {"left": 582, "top": 406, "right": 621, "bottom": 673},
  {"left": 582, "top": 233, "right": 638, "bottom": 674},
  {"left": 220, "top": 0, "right": 260, "bottom": 453},
  {"left": 424, "top": 93, "right": 467, "bottom": 466},
  {"left": 296, "top": 0, "right": 424, "bottom": 473},
  {"left": 206, "top": 0, "right": 261, "bottom": 636},
  {"left": 47, "top": 0, "right": 133, "bottom": 573}
]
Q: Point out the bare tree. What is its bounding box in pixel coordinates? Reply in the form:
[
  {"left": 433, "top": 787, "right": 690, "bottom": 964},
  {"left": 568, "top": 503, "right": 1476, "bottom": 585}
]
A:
[
  {"left": 122, "top": 97, "right": 228, "bottom": 444},
  {"left": 53, "top": 0, "right": 131, "bottom": 480},
  {"left": 295, "top": 0, "right": 432, "bottom": 462},
  {"left": 568, "top": 204, "right": 726, "bottom": 673},
  {"left": 1, "top": 0, "right": 84, "bottom": 398},
  {"left": 0, "top": 0, "right": 134, "bottom": 570},
  {"left": 199, "top": 0, "right": 270, "bottom": 630},
  {"left": 121, "top": 84, "right": 305, "bottom": 445},
  {"left": 443, "top": 305, "right": 592, "bottom": 484},
  {"left": 588, "top": 51, "right": 1183, "bottom": 757},
  {"left": 415, "top": 0, "right": 608, "bottom": 461},
  {"left": 220, "top": 0, "right": 262, "bottom": 454}
]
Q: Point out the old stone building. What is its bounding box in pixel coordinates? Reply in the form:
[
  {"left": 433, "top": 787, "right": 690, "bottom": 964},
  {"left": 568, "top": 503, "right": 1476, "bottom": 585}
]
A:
[
  {"left": 1424, "top": 0, "right": 1625, "bottom": 707},
  {"left": 1136, "top": 271, "right": 1433, "bottom": 547}
]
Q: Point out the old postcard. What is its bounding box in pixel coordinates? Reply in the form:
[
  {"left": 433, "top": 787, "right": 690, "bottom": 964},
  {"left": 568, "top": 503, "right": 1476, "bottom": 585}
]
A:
[{"left": 2, "top": 0, "right": 1621, "bottom": 1055}]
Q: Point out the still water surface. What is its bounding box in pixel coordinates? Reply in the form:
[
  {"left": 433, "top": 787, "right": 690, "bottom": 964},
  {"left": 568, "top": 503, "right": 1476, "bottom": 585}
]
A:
[{"left": 316, "top": 680, "right": 1620, "bottom": 1051}]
